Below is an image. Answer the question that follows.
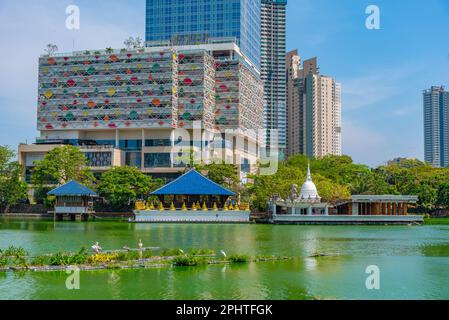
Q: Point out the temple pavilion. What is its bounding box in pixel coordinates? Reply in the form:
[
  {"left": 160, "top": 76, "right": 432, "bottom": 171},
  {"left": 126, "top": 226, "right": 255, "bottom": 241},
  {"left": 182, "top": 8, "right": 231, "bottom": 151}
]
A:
[{"left": 151, "top": 169, "right": 236, "bottom": 210}]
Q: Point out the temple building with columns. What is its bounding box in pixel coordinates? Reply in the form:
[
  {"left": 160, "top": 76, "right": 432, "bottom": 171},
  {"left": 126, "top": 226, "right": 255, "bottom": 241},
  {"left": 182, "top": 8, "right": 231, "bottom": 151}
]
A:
[{"left": 269, "top": 165, "right": 423, "bottom": 225}]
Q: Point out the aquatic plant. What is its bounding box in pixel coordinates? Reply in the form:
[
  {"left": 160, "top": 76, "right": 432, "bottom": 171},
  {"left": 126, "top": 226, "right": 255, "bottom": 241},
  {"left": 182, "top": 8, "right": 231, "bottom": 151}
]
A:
[
  {"left": 88, "top": 253, "right": 118, "bottom": 264},
  {"left": 31, "top": 255, "right": 52, "bottom": 266},
  {"left": 49, "top": 248, "right": 89, "bottom": 266},
  {"left": 161, "top": 249, "right": 184, "bottom": 257},
  {"left": 227, "top": 254, "right": 250, "bottom": 263},
  {"left": 171, "top": 256, "right": 201, "bottom": 266},
  {"left": 0, "top": 257, "right": 8, "bottom": 267},
  {"left": 1, "top": 246, "right": 28, "bottom": 258},
  {"left": 188, "top": 248, "right": 215, "bottom": 256}
]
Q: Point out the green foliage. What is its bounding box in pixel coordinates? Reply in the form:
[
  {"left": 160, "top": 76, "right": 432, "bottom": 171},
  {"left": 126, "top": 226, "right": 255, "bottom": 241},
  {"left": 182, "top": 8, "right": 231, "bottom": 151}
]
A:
[
  {"left": 49, "top": 248, "right": 89, "bottom": 266},
  {"left": 247, "top": 154, "right": 449, "bottom": 211},
  {"left": 188, "top": 248, "right": 215, "bottom": 256},
  {"left": 0, "top": 246, "right": 28, "bottom": 258},
  {"left": 31, "top": 145, "right": 94, "bottom": 187},
  {"left": 31, "top": 255, "right": 52, "bottom": 266},
  {"left": 97, "top": 166, "right": 164, "bottom": 211},
  {"left": 172, "top": 255, "right": 202, "bottom": 266},
  {"left": 197, "top": 163, "right": 239, "bottom": 189},
  {"left": 227, "top": 254, "right": 250, "bottom": 263},
  {"left": 0, "top": 146, "right": 28, "bottom": 212},
  {"left": 437, "top": 183, "right": 449, "bottom": 208},
  {"left": 161, "top": 248, "right": 185, "bottom": 257}
]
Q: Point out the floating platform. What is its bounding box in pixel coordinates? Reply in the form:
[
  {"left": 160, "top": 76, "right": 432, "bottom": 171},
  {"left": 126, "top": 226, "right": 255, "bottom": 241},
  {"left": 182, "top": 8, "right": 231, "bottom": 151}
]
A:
[
  {"left": 271, "top": 214, "right": 424, "bottom": 225},
  {"left": 131, "top": 210, "right": 252, "bottom": 223}
]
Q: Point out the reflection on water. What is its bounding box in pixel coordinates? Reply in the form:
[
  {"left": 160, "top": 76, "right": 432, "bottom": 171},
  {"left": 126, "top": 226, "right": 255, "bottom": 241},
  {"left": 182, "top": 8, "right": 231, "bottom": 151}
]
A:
[{"left": 1, "top": 218, "right": 449, "bottom": 300}]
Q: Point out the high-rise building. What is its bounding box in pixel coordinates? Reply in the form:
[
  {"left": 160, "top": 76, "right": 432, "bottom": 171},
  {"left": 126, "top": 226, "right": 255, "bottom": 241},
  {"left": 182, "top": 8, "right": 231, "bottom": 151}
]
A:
[
  {"left": 19, "top": 44, "right": 263, "bottom": 184},
  {"left": 423, "top": 86, "right": 449, "bottom": 168},
  {"left": 286, "top": 50, "right": 300, "bottom": 156},
  {"left": 145, "top": 0, "right": 261, "bottom": 70},
  {"left": 288, "top": 57, "right": 342, "bottom": 158},
  {"left": 261, "top": 0, "right": 287, "bottom": 157}
]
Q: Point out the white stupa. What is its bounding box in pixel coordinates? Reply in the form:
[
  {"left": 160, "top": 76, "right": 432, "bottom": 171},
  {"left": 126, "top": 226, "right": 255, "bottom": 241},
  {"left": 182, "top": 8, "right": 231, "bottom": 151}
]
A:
[{"left": 299, "top": 162, "right": 321, "bottom": 203}]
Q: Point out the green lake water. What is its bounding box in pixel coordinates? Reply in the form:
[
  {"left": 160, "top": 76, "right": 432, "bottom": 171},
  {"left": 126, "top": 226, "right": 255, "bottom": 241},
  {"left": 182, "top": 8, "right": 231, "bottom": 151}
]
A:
[{"left": 1, "top": 218, "right": 449, "bottom": 300}]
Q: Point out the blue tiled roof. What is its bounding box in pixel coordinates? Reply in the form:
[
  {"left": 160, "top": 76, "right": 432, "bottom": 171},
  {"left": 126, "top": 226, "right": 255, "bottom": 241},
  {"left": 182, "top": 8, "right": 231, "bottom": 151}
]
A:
[
  {"left": 48, "top": 181, "right": 97, "bottom": 197},
  {"left": 151, "top": 169, "right": 235, "bottom": 196}
]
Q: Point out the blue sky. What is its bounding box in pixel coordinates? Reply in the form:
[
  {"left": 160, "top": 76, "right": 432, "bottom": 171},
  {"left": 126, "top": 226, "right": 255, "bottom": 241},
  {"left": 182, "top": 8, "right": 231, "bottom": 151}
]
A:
[{"left": 0, "top": 0, "right": 448, "bottom": 166}]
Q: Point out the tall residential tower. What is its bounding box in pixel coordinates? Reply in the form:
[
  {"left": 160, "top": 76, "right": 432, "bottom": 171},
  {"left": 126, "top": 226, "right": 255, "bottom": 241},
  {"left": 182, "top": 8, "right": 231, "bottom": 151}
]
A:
[
  {"left": 287, "top": 57, "right": 342, "bottom": 158},
  {"left": 261, "top": 0, "right": 287, "bottom": 157},
  {"left": 423, "top": 86, "right": 449, "bottom": 168}
]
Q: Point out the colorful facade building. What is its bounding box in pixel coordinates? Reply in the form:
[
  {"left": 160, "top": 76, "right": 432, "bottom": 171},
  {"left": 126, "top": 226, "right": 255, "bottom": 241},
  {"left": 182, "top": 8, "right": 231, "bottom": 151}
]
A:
[{"left": 19, "top": 44, "right": 264, "bottom": 184}]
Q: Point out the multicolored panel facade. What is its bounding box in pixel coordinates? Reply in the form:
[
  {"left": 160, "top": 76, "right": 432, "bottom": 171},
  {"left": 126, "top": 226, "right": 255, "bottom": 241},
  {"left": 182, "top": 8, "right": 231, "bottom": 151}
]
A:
[
  {"left": 177, "top": 51, "right": 215, "bottom": 131},
  {"left": 38, "top": 48, "right": 263, "bottom": 133},
  {"left": 38, "top": 50, "right": 179, "bottom": 131}
]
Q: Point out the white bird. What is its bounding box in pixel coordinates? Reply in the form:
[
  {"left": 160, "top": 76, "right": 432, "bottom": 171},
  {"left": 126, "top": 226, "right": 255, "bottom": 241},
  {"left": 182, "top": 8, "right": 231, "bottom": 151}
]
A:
[
  {"left": 91, "top": 242, "right": 102, "bottom": 253},
  {"left": 138, "top": 240, "right": 143, "bottom": 250},
  {"left": 220, "top": 250, "right": 227, "bottom": 258}
]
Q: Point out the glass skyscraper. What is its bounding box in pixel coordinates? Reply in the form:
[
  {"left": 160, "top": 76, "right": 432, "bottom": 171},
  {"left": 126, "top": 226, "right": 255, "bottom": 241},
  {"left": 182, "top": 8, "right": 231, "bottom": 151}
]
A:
[
  {"left": 423, "top": 86, "right": 449, "bottom": 168},
  {"left": 145, "top": 0, "right": 261, "bottom": 69}
]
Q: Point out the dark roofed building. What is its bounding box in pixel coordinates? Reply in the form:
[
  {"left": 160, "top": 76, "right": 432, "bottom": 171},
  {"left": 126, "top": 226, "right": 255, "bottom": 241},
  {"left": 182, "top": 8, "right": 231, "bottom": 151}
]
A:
[
  {"left": 151, "top": 169, "right": 235, "bottom": 209},
  {"left": 48, "top": 181, "right": 97, "bottom": 221}
]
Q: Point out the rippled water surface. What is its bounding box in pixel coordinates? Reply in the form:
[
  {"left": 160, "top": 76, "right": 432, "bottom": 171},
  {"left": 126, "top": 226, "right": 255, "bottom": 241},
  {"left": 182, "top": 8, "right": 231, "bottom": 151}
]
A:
[{"left": 1, "top": 218, "right": 449, "bottom": 300}]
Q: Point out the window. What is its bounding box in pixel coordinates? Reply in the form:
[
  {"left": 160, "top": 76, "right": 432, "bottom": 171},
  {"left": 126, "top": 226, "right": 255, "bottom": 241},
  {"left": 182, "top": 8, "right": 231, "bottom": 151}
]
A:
[{"left": 144, "top": 153, "right": 171, "bottom": 168}]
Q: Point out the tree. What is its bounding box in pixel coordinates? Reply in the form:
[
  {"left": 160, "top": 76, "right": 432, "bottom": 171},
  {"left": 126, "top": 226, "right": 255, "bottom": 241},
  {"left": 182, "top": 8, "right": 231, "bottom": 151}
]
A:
[
  {"left": 124, "top": 37, "right": 134, "bottom": 50},
  {"left": 32, "top": 145, "right": 94, "bottom": 187},
  {"left": 97, "top": 166, "right": 163, "bottom": 211},
  {"left": 44, "top": 44, "right": 58, "bottom": 56},
  {"left": 197, "top": 163, "right": 239, "bottom": 189},
  {"left": 124, "top": 37, "right": 143, "bottom": 50},
  {"left": 437, "top": 183, "right": 449, "bottom": 208},
  {"left": 0, "top": 146, "right": 28, "bottom": 213}
]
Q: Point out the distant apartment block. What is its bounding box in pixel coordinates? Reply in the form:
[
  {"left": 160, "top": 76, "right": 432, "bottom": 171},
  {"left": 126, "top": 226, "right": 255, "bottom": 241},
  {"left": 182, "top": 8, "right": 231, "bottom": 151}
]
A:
[
  {"left": 423, "top": 86, "right": 449, "bottom": 167},
  {"left": 287, "top": 56, "right": 342, "bottom": 158}
]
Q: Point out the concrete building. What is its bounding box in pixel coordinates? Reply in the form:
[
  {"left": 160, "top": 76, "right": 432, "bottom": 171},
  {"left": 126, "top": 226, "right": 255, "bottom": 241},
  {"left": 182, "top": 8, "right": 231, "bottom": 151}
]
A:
[
  {"left": 286, "top": 50, "right": 301, "bottom": 157},
  {"left": 19, "top": 44, "right": 264, "bottom": 185},
  {"left": 261, "top": 0, "right": 287, "bottom": 157},
  {"left": 423, "top": 86, "right": 449, "bottom": 168},
  {"left": 287, "top": 56, "right": 342, "bottom": 158}
]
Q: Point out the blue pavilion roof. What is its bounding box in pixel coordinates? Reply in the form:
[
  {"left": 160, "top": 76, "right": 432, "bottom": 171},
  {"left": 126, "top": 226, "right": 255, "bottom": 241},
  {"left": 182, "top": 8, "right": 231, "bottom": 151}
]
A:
[
  {"left": 48, "top": 181, "right": 97, "bottom": 197},
  {"left": 151, "top": 169, "right": 235, "bottom": 196}
]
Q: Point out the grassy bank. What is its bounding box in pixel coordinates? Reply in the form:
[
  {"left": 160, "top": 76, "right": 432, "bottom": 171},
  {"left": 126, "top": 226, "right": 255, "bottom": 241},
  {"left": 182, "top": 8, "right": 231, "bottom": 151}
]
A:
[
  {"left": 424, "top": 218, "right": 449, "bottom": 225},
  {"left": 0, "top": 246, "right": 289, "bottom": 272}
]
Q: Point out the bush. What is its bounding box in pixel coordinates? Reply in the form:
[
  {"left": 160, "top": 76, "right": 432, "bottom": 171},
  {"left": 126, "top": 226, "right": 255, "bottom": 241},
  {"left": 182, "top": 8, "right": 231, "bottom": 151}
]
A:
[
  {"left": 227, "top": 254, "right": 250, "bottom": 263},
  {"left": 161, "top": 249, "right": 184, "bottom": 257},
  {"left": 1, "top": 246, "right": 28, "bottom": 258},
  {"left": 0, "top": 257, "right": 9, "bottom": 267},
  {"left": 31, "top": 255, "right": 52, "bottom": 266},
  {"left": 188, "top": 248, "right": 215, "bottom": 256},
  {"left": 49, "top": 248, "right": 89, "bottom": 266},
  {"left": 172, "top": 256, "right": 200, "bottom": 267}
]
